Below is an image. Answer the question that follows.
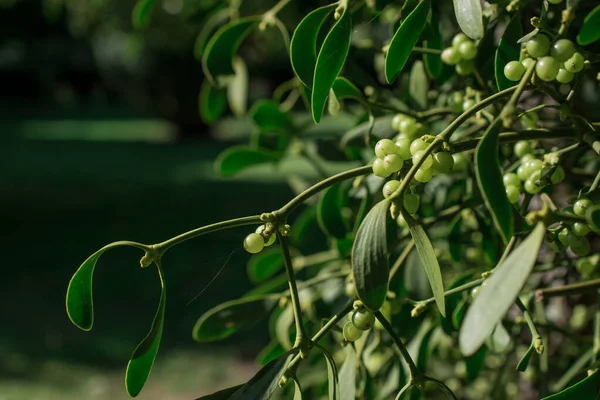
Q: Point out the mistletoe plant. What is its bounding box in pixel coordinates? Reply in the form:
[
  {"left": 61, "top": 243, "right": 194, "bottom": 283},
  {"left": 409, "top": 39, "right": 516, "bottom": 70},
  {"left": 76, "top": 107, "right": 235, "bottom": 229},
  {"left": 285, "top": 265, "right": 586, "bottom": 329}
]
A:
[{"left": 67, "top": 0, "right": 600, "bottom": 399}]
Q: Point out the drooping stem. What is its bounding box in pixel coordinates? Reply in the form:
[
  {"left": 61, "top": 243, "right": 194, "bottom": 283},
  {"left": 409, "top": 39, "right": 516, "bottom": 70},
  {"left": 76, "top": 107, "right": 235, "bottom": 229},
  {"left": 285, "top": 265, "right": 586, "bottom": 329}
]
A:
[
  {"left": 374, "top": 310, "right": 421, "bottom": 378},
  {"left": 516, "top": 297, "right": 544, "bottom": 354}
]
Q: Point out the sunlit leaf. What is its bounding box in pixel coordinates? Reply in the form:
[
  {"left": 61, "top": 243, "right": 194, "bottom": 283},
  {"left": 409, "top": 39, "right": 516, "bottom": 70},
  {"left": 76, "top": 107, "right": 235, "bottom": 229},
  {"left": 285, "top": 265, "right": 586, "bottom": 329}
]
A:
[
  {"left": 495, "top": 12, "right": 523, "bottom": 91},
  {"left": 247, "top": 248, "right": 284, "bottom": 283},
  {"left": 409, "top": 60, "right": 428, "bottom": 110},
  {"left": 202, "top": 17, "right": 260, "bottom": 86},
  {"left": 199, "top": 79, "right": 227, "bottom": 124},
  {"left": 453, "top": 0, "right": 483, "bottom": 40},
  {"left": 317, "top": 183, "right": 348, "bottom": 239},
  {"left": 586, "top": 205, "right": 600, "bottom": 234},
  {"left": 215, "top": 146, "right": 281, "bottom": 176},
  {"left": 339, "top": 346, "right": 357, "bottom": 400},
  {"left": 290, "top": 4, "right": 335, "bottom": 88},
  {"left": 193, "top": 295, "right": 277, "bottom": 342},
  {"left": 352, "top": 200, "right": 390, "bottom": 310},
  {"left": 132, "top": 0, "right": 157, "bottom": 29},
  {"left": 227, "top": 57, "right": 248, "bottom": 117},
  {"left": 332, "top": 77, "right": 364, "bottom": 101},
  {"left": 459, "top": 224, "right": 545, "bottom": 356},
  {"left": 475, "top": 119, "right": 514, "bottom": 244},
  {"left": 385, "top": 0, "right": 431, "bottom": 83},
  {"left": 312, "top": 8, "right": 353, "bottom": 123},
  {"left": 125, "top": 264, "right": 166, "bottom": 397},
  {"left": 577, "top": 5, "right": 600, "bottom": 46},
  {"left": 250, "top": 100, "right": 294, "bottom": 133},
  {"left": 516, "top": 342, "right": 535, "bottom": 372},
  {"left": 228, "top": 351, "right": 295, "bottom": 400},
  {"left": 542, "top": 370, "right": 600, "bottom": 399}
]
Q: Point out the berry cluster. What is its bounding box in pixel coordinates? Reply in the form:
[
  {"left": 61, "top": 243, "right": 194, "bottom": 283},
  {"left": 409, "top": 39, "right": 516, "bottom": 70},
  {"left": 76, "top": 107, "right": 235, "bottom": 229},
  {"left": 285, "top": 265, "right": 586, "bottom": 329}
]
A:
[
  {"left": 440, "top": 33, "right": 478, "bottom": 76},
  {"left": 243, "top": 224, "right": 276, "bottom": 254},
  {"left": 555, "top": 199, "right": 595, "bottom": 257},
  {"left": 343, "top": 305, "right": 376, "bottom": 342},
  {"left": 504, "top": 36, "right": 587, "bottom": 83}
]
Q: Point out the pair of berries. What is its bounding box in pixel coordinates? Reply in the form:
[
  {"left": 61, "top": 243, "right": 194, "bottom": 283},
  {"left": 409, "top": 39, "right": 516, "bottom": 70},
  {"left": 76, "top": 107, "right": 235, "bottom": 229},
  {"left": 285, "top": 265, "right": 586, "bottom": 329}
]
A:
[{"left": 343, "top": 306, "right": 376, "bottom": 342}]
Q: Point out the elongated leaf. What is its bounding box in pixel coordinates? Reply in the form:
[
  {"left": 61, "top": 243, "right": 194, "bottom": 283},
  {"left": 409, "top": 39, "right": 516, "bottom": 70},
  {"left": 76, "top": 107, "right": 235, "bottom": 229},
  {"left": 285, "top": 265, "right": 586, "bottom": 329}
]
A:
[
  {"left": 195, "top": 385, "right": 244, "bottom": 400},
  {"left": 516, "top": 343, "right": 535, "bottom": 372},
  {"left": 194, "top": 9, "right": 231, "bottom": 60},
  {"left": 132, "top": 0, "right": 157, "bottom": 29},
  {"left": 332, "top": 77, "right": 364, "bottom": 101},
  {"left": 202, "top": 17, "right": 260, "bottom": 86},
  {"left": 250, "top": 100, "right": 293, "bottom": 133},
  {"left": 475, "top": 119, "right": 513, "bottom": 244},
  {"left": 448, "top": 215, "right": 463, "bottom": 263},
  {"left": 276, "top": 304, "right": 294, "bottom": 350},
  {"left": 315, "top": 343, "right": 340, "bottom": 400},
  {"left": 543, "top": 367, "right": 599, "bottom": 399},
  {"left": 215, "top": 146, "right": 281, "bottom": 176},
  {"left": 495, "top": 12, "right": 523, "bottom": 91},
  {"left": 290, "top": 5, "right": 335, "bottom": 87},
  {"left": 126, "top": 264, "right": 166, "bottom": 397},
  {"left": 407, "top": 217, "right": 446, "bottom": 317},
  {"left": 229, "top": 351, "right": 295, "bottom": 400},
  {"left": 227, "top": 57, "right": 248, "bottom": 117},
  {"left": 440, "top": 273, "right": 473, "bottom": 334},
  {"left": 586, "top": 205, "right": 600, "bottom": 234},
  {"left": 459, "top": 223, "right": 546, "bottom": 356},
  {"left": 385, "top": 0, "right": 430, "bottom": 83},
  {"left": 257, "top": 340, "right": 286, "bottom": 366},
  {"left": 66, "top": 242, "right": 137, "bottom": 331},
  {"left": 409, "top": 60, "right": 428, "bottom": 110},
  {"left": 193, "top": 295, "right": 277, "bottom": 342},
  {"left": 423, "top": 21, "right": 444, "bottom": 79},
  {"left": 293, "top": 378, "right": 304, "bottom": 400},
  {"left": 465, "top": 345, "right": 487, "bottom": 381},
  {"left": 312, "top": 9, "right": 353, "bottom": 123},
  {"left": 247, "top": 248, "right": 284, "bottom": 283},
  {"left": 199, "top": 79, "right": 227, "bottom": 124},
  {"left": 577, "top": 5, "right": 600, "bottom": 46},
  {"left": 352, "top": 200, "right": 390, "bottom": 310},
  {"left": 339, "top": 346, "right": 357, "bottom": 400},
  {"left": 317, "top": 183, "right": 348, "bottom": 239},
  {"left": 453, "top": 0, "right": 483, "bottom": 40}
]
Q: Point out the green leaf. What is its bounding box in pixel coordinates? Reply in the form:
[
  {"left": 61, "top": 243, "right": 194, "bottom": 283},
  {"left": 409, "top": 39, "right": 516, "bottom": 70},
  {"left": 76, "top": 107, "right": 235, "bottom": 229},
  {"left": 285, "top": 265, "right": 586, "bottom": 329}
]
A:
[
  {"left": 229, "top": 351, "right": 295, "bottom": 400},
  {"left": 290, "top": 5, "right": 335, "bottom": 88},
  {"left": 416, "top": 326, "right": 437, "bottom": 371},
  {"left": 66, "top": 242, "right": 135, "bottom": 331},
  {"left": 194, "top": 9, "right": 231, "bottom": 60},
  {"left": 440, "top": 273, "right": 473, "bottom": 334},
  {"left": 332, "top": 77, "right": 364, "bottom": 101},
  {"left": 459, "top": 223, "right": 546, "bottom": 356},
  {"left": 516, "top": 342, "right": 535, "bottom": 372},
  {"left": 312, "top": 8, "right": 353, "bottom": 123},
  {"left": 339, "top": 346, "right": 357, "bottom": 400},
  {"left": 317, "top": 183, "right": 348, "bottom": 239},
  {"left": 495, "top": 12, "right": 523, "bottom": 91},
  {"left": 341, "top": 115, "right": 395, "bottom": 147},
  {"left": 586, "top": 204, "right": 600, "bottom": 234},
  {"left": 202, "top": 17, "right": 260, "bottom": 87},
  {"left": 315, "top": 343, "right": 340, "bottom": 400},
  {"left": 199, "top": 79, "right": 227, "bottom": 124},
  {"left": 385, "top": 0, "right": 430, "bottom": 83},
  {"left": 543, "top": 369, "right": 600, "bottom": 399},
  {"left": 292, "top": 377, "right": 304, "bottom": 400},
  {"left": 406, "top": 215, "right": 446, "bottom": 317},
  {"left": 577, "top": 5, "right": 600, "bottom": 46},
  {"left": 257, "top": 340, "right": 286, "bottom": 366},
  {"left": 486, "top": 323, "right": 511, "bottom": 354},
  {"left": 247, "top": 248, "right": 284, "bottom": 283},
  {"left": 227, "top": 57, "right": 248, "bottom": 117},
  {"left": 465, "top": 345, "right": 487, "bottom": 381},
  {"left": 125, "top": 264, "right": 166, "bottom": 397},
  {"left": 275, "top": 304, "right": 294, "bottom": 350},
  {"left": 215, "top": 146, "right": 281, "bottom": 176},
  {"left": 132, "top": 0, "right": 157, "bottom": 29},
  {"left": 352, "top": 200, "right": 390, "bottom": 310},
  {"left": 423, "top": 21, "right": 444, "bottom": 79},
  {"left": 448, "top": 215, "right": 463, "bottom": 263},
  {"left": 195, "top": 385, "right": 244, "bottom": 400},
  {"left": 250, "top": 100, "right": 294, "bottom": 133},
  {"left": 475, "top": 119, "right": 514, "bottom": 244},
  {"left": 409, "top": 60, "right": 428, "bottom": 110},
  {"left": 193, "top": 295, "right": 277, "bottom": 342},
  {"left": 453, "top": 0, "right": 483, "bottom": 40}
]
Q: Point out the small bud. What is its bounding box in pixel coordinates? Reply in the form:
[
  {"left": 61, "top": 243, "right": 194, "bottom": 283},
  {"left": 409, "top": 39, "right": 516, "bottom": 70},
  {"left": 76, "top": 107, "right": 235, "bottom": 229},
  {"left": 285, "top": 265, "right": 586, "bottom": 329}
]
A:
[
  {"left": 533, "top": 336, "right": 544, "bottom": 355},
  {"left": 278, "top": 375, "right": 289, "bottom": 388},
  {"left": 411, "top": 303, "right": 426, "bottom": 317},
  {"left": 140, "top": 253, "right": 153, "bottom": 268}
]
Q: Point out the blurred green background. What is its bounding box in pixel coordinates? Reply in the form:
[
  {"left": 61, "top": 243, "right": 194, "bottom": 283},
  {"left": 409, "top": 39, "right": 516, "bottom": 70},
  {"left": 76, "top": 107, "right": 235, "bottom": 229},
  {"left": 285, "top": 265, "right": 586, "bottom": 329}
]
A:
[{"left": 0, "top": 0, "right": 327, "bottom": 398}]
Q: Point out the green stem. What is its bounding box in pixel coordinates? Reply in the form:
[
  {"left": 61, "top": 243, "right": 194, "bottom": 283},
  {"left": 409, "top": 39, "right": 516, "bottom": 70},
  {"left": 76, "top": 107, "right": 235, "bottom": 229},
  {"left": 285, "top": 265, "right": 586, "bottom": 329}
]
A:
[
  {"left": 409, "top": 278, "right": 485, "bottom": 314},
  {"left": 389, "top": 240, "right": 415, "bottom": 280},
  {"left": 451, "top": 128, "right": 580, "bottom": 153},
  {"left": 374, "top": 310, "right": 421, "bottom": 378},
  {"left": 536, "top": 278, "right": 600, "bottom": 299},
  {"left": 516, "top": 298, "right": 544, "bottom": 354},
  {"left": 276, "top": 165, "right": 372, "bottom": 219},
  {"left": 554, "top": 142, "right": 580, "bottom": 156},
  {"left": 412, "top": 46, "right": 442, "bottom": 55},
  {"left": 501, "top": 60, "right": 537, "bottom": 126},
  {"left": 589, "top": 169, "right": 600, "bottom": 193}
]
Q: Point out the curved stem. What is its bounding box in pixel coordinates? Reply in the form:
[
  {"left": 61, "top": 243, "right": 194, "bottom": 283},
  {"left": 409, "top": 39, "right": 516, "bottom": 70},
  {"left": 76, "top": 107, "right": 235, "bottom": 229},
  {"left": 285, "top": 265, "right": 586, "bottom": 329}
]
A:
[
  {"left": 409, "top": 278, "right": 484, "bottom": 312},
  {"left": 516, "top": 298, "right": 544, "bottom": 354},
  {"left": 389, "top": 240, "right": 415, "bottom": 280},
  {"left": 374, "top": 310, "right": 421, "bottom": 378},
  {"left": 451, "top": 128, "right": 578, "bottom": 153}
]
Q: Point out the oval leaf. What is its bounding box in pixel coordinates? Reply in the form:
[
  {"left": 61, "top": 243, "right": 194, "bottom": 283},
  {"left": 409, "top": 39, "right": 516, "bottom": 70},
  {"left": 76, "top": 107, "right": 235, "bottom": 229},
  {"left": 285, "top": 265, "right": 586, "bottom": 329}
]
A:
[
  {"left": 352, "top": 200, "right": 390, "bottom": 310},
  {"left": 317, "top": 183, "right": 348, "bottom": 239},
  {"left": 315, "top": 343, "right": 340, "bottom": 400},
  {"left": 194, "top": 9, "right": 231, "bottom": 61},
  {"left": 423, "top": 21, "right": 444, "bottom": 79},
  {"left": 339, "top": 346, "right": 357, "bottom": 400},
  {"left": 228, "top": 351, "right": 295, "bottom": 400},
  {"left": 453, "top": 0, "right": 483, "bottom": 40},
  {"left": 132, "top": 0, "right": 157, "bottom": 29},
  {"left": 332, "top": 77, "right": 364, "bottom": 101},
  {"left": 542, "top": 370, "right": 600, "bottom": 399},
  {"left": 311, "top": 9, "right": 353, "bottom": 123},
  {"left": 516, "top": 342, "right": 535, "bottom": 372},
  {"left": 215, "top": 146, "right": 281, "bottom": 176},
  {"left": 409, "top": 60, "right": 428, "bottom": 110},
  {"left": 495, "top": 12, "right": 523, "bottom": 91},
  {"left": 247, "top": 248, "right": 284, "bottom": 283},
  {"left": 577, "top": 5, "right": 600, "bottom": 46},
  {"left": 586, "top": 204, "right": 600, "bottom": 234},
  {"left": 202, "top": 17, "right": 260, "bottom": 87},
  {"left": 459, "top": 223, "right": 546, "bottom": 356},
  {"left": 385, "top": 0, "right": 430, "bottom": 83},
  {"left": 125, "top": 264, "right": 166, "bottom": 397},
  {"left": 193, "top": 295, "right": 277, "bottom": 342},
  {"left": 475, "top": 119, "right": 514, "bottom": 244},
  {"left": 448, "top": 215, "right": 463, "bottom": 263},
  {"left": 290, "top": 5, "right": 335, "bottom": 88},
  {"left": 256, "top": 340, "right": 285, "bottom": 366},
  {"left": 250, "top": 100, "right": 294, "bottom": 133},
  {"left": 199, "top": 79, "right": 227, "bottom": 124}
]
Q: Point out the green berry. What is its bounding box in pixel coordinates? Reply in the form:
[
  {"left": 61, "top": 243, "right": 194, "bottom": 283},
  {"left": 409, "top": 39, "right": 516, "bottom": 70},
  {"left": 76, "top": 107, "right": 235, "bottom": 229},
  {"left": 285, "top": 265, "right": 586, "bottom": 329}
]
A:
[
  {"left": 577, "top": 258, "right": 596, "bottom": 277},
  {"left": 526, "top": 34, "right": 551, "bottom": 58},
  {"left": 343, "top": 321, "right": 363, "bottom": 341},
  {"left": 456, "top": 60, "right": 474, "bottom": 76},
  {"left": 244, "top": 233, "right": 265, "bottom": 254},
  {"left": 521, "top": 57, "right": 536, "bottom": 70},
  {"left": 572, "top": 222, "right": 590, "bottom": 237},
  {"left": 372, "top": 158, "right": 391, "bottom": 178},
  {"left": 574, "top": 199, "right": 593, "bottom": 217},
  {"left": 415, "top": 167, "right": 433, "bottom": 182},
  {"left": 452, "top": 33, "right": 470, "bottom": 48},
  {"left": 375, "top": 139, "right": 397, "bottom": 159},
  {"left": 410, "top": 139, "right": 429, "bottom": 155},
  {"left": 520, "top": 111, "right": 539, "bottom": 129},
  {"left": 432, "top": 152, "right": 454, "bottom": 174},
  {"left": 403, "top": 193, "right": 420, "bottom": 214},
  {"left": 352, "top": 307, "right": 375, "bottom": 330},
  {"left": 470, "top": 286, "right": 481, "bottom": 300},
  {"left": 504, "top": 61, "right": 526, "bottom": 81},
  {"left": 395, "top": 137, "right": 412, "bottom": 160},
  {"left": 397, "top": 213, "right": 407, "bottom": 228},
  {"left": 556, "top": 68, "right": 574, "bottom": 83},
  {"left": 458, "top": 41, "right": 478, "bottom": 60},
  {"left": 452, "top": 153, "right": 468, "bottom": 171},
  {"left": 526, "top": 159, "right": 544, "bottom": 175},
  {"left": 558, "top": 229, "right": 571, "bottom": 246},
  {"left": 503, "top": 173, "right": 521, "bottom": 187},
  {"left": 462, "top": 98, "right": 476, "bottom": 112},
  {"left": 548, "top": 0, "right": 564, "bottom": 3},
  {"left": 551, "top": 166, "right": 565, "bottom": 183},
  {"left": 517, "top": 165, "right": 529, "bottom": 181},
  {"left": 255, "top": 225, "right": 276, "bottom": 246},
  {"left": 383, "top": 154, "right": 404, "bottom": 173},
  {"left": 521, "top": 153, "right": 536, "bottom": 164},
  {"left": 375, "top": 301, "right": 392, "bottom": 330},
  {"left": 570, "top": 236, "right": 591, "bottom": 257},
  {"left": 536, "top": 56, "right": 561, "bottom": 81},
  {"left": 564, "top": 52, "right": 585, "bottom": 73},
  {"left": 448, "top": 91, "right": 464, "bottom": 114},
  {"left": 441, "top": 47, "right": 462, "bottom": 65},
  {"left": 399, "top": 118, "right": 418, "bottom": 137},
  {"left": 550, "top": 39, "right": 575, "bottom": 62},
  {"left": 391, "top": 114, "right": 408, "bottom": 131},
  {"left": 524, "top": 174, "right": 543, "bottom": 194},
  {"left": 412, "top": 150, "right": 433, "bottom": 169},
  {"left": 514, "top": 140, "right": 532, "bottom": 157},
  {"left": 383, "top": 180, "right": 401, "bottom": 198},
  {"left": 506, "top": 185, "right": 521, "bottom": 203}
]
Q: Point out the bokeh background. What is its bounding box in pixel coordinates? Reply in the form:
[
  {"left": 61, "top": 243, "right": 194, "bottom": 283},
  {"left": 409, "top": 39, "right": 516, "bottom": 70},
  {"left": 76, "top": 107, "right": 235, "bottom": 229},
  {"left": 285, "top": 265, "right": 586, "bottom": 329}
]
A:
[{"left": 0, "top": 0, "right": 329, "bottom": 398}]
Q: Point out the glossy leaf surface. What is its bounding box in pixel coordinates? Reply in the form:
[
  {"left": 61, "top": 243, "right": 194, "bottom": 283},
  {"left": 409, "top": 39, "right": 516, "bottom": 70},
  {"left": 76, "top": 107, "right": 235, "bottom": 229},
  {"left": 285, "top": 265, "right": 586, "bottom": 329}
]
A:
[
  {"left": 199, "top": 79, "right": 227, "bottom": 124},
  {"left": 215, "top": 146, "right": 281, "bottom": 176},
  {"left": 250, "top": 100, "right": 294, "bottom": 133},
  {"left": 453, "top": 0, "right": 483, "bottom": 40},
  {"left": 495, "top": 12, "right": 523, "bottom": 91},
  {"left": 247, "top": 248, "right": 284, "bottom": 283},
  {"left": 317, "top": 183, "right": 348, "bottom": 239},
  {"left": 542, "top": 370, "right": 600, "bottom": 399},
  {"left": 577, "top": 5, "right": 600, "bottom": 46}
]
